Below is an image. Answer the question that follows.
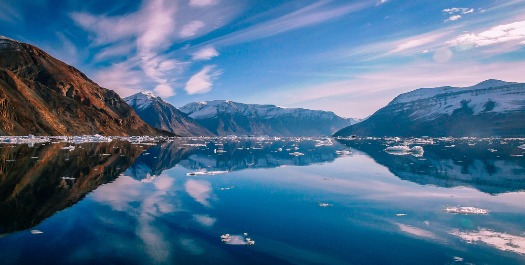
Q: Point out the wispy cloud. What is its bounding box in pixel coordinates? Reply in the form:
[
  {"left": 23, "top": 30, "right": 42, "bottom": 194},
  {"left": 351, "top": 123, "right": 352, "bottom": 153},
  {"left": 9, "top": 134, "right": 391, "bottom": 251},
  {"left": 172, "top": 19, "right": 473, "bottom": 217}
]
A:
[
  {"left": 94, "top": 61, "right": 144, "bottom": 97},
  {"left": 192, "top": 46, "right": 219, "bottom": 60},
  {"left": 189, "top": 0, "right": 219, "bottom": 8},
  {"left": 443, "top": 7, "right": 474, "bottom": 23},
  {"left": 443, "top": 8, "right": 474, "bottom": 15},
  {"left": 448, "top": 20, "right": 525, "bottom": 47},
  {"left": 93, "top": 42, "right": 135, "bottom": 62},
  {"left": 388, "top": 31, "right": 451, "bottom": 54},
  {"left": 180, "top": 20, "right": 206, "bottom": 38},
  {"left": 376, "top": 0, "right": 389, "bottom": 6},
  {"left": 260, "top": 60, "right": 525, "bottom": 118},
  {"left": 0, "top": 1, "right": 22, "bottom": 24},
  {"left": 209, "top": 1, "right": 372, "bottom": 46},
  {"left": 184, "top": 65, "right": 222, "bottom": 95},
  {"left": 71, "top": 0, "right": 180, "bottom": 98}
]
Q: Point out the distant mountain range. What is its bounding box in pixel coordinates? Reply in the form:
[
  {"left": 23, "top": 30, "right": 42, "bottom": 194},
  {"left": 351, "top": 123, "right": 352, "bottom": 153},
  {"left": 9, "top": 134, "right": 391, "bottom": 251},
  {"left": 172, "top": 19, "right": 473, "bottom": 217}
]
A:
[
  {"left": 125, "top": 91, "right": 214, "bottom": 136},
  {"left": 3, "top": 36, "right": 524, "bottom": 138},
  {"left": 180, "top": 100, "right": 359, "bottom": 136},
  {"left": 0, "top": 36, "right": 163, "bottom": 136},
  {"left": 334, "top": 79, "right": 525, "bottom": 137}
]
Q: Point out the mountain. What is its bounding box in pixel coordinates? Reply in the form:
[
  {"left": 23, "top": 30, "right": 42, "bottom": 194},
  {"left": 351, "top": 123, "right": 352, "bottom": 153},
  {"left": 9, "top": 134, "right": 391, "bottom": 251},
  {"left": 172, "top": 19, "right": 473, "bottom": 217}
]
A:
[
  {"left": 334, "top": 79, "right": 525, "bottom": 137},
  {"left": 124, "top": 91, "right": 214, "bottom": 136},
  {"left": 180, "top": 100, "right": 359, "bottom": 136},
  {"left": 0, "top": 36, "right": 163, "bottom": 136}
]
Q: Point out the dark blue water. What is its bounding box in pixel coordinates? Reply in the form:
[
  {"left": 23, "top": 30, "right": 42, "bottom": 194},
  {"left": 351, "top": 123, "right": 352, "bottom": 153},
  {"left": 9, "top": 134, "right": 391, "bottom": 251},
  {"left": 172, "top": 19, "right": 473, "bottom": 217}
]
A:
[{"left": 1, "top": 137, "right": 525, "bottom": 264}]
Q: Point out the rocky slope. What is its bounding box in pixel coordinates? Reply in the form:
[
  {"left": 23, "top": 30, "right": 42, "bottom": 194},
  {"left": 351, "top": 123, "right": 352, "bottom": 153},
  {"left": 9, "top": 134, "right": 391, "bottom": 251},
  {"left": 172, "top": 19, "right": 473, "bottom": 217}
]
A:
[
  {"left": 180, "top": 100, "right": 358, "bottom": 136},
  {"left": 125, "top": 91, "right": 214, "bottom": 136},
  {"left": 0, "top": 36, "right": 163, "bottom": 136},
  {"left": 334, "top": 79, "right": 525, "bottom": 137}
]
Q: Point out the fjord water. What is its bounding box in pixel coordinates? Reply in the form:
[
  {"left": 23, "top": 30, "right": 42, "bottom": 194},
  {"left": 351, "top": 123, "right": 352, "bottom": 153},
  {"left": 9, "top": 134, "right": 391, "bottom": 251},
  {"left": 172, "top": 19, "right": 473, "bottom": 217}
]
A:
[{"left": 1, "top": 138, "right": 525, "bottom": 264}]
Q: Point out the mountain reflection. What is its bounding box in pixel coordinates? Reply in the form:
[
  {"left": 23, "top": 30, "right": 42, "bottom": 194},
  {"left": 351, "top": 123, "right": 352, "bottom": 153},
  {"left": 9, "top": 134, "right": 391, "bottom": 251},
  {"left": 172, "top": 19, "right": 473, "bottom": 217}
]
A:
[
  {"left": 0, "top": 141, "right": 145, "bottom": 234},
  {"left": 0, "top": 137, "right": 349, "bottom": 234},
  {"left": 125, "top": 138, "right": 349, "bottom": 180},
  {"left": 337, "top": 138, "right": 525, "bottom": 194}
]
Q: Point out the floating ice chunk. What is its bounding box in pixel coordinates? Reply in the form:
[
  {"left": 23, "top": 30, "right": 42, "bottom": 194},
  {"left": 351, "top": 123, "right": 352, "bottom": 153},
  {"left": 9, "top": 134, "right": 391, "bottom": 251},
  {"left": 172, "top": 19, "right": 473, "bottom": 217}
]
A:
[
  {"left": 384, "top": 145, "right": 423, "bottom": 156},
  {"left": 220, "top": 186, "right": 235, "bottom": 190},
  {"left": 30, "top": 229, "right": 43, "bottom": 234},
  {"left": 289, "top": 152, "right": 304, "bottom": 156},
  {"left": 488, "top": 149, "right": 497, "bottom": 152},
  {"left": 453, "top": 256, "right": 463, "bottom": 262},
  {"left": 335, "top": 150, "right": 351, "bottom": 155},
  {"left": 443, "top": 206, "right": 489, "bottom": 215},
  {"left": 384, "top": 145, "right": 411, "bottom": 153},
  {"left": 410, "top": 146, "right": 424, "bottom": 154},
  {"left": 395, "top": 213, "right": 407, "bottom": 216},
  {"left": 186, "top": 170, "right": 228, "bottom": 176},
  {"left": 318, "top": 202, "right": 333, "bottom": 207},
  {"left": 220, "top": 234, "right": 255, "bottom": 246},
  {"left": 518, "top": 144, "right": 525, "bottom": 150}
]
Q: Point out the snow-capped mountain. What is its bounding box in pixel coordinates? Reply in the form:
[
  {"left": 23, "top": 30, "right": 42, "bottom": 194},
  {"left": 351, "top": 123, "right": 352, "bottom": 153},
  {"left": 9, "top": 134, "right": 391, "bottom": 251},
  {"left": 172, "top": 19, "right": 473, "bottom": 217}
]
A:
[
  {"left": 125, "top": 92, "right": 214, "bottom": 136},
  {"left": 334, "top": 79, "right": 525, "bottom": 137},
  {"left": 180, "top": 100, "right": 359, "bottom": 136}
]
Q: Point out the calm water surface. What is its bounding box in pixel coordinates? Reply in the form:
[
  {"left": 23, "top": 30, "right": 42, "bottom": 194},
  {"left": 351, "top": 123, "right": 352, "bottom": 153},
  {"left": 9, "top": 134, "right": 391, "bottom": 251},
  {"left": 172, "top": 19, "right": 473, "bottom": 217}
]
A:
[{"left": 1, "top": 137, "right": 525, "bottom": 264}]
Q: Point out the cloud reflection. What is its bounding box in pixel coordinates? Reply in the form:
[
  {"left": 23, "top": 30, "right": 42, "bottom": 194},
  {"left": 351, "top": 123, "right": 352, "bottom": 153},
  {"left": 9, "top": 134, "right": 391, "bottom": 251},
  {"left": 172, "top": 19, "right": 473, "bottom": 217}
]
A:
[{"left": 185, "top": 179, "right": 213, "bottom": 207}]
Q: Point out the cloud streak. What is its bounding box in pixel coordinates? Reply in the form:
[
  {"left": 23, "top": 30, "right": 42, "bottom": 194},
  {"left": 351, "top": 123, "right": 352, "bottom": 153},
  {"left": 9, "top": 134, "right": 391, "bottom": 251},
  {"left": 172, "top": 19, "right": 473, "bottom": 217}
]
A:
[
  {"left": 184, "top": 65, "right": 221, "bottom": 95},
  {"left": 192, "top": 46, "right": 219, "bottom": 61},
  {"left": 448, "top": 20, "right": 525, "bottom": 47},
  {"left": 261, "top": 60, "right": 525, "bottom": 118},
  {"left": 71, "top": 0, "right": 182, "bottom": 98},
  {"left": 208, "top": 1, "right": 372, "bottom": 46}
]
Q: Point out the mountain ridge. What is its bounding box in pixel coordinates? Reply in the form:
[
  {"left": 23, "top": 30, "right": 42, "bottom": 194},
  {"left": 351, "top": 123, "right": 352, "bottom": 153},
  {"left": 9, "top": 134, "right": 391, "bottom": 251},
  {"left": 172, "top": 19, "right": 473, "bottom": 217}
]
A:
[
  {"left": 180, "top": 100, "right": 359, "bottom": 136},
  {"left": 125, "top": 91, "right": 214, "bottom": 136},
  {"left": 334, "top": 79, "right": 525, "bottom": 137}
]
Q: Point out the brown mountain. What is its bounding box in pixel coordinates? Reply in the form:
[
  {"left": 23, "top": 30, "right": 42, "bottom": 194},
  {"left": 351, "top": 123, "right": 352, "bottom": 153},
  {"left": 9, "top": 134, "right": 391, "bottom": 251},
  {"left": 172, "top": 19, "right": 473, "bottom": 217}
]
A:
[{"left": 0, "top": 36, "right": 164, "bottom": 136}]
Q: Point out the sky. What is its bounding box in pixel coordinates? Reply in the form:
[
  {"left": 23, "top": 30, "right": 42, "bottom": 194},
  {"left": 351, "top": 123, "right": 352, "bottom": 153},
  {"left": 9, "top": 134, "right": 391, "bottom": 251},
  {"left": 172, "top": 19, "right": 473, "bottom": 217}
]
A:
[{"left": 1, "top": 0, "right": 525, "bottom": 118}]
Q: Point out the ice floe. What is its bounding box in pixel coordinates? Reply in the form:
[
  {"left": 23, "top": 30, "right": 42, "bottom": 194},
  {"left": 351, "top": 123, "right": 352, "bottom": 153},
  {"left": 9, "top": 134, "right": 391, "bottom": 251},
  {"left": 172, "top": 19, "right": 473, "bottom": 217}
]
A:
[
  {"left": 443, "top": 206, "right": 489, "bottom": 215},
  {"left": 220, "top": 233, "right": 255, "bottom": 246},
  {"left": 384, "top": 145, "right": 424, "bottom": 156}
]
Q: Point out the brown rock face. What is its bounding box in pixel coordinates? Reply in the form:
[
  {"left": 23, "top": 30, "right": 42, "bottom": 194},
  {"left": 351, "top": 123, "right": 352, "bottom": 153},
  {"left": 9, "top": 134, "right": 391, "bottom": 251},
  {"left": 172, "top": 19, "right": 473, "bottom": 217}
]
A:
[{"left": 0, "top": 37, "right": 164, "bottom": 136}]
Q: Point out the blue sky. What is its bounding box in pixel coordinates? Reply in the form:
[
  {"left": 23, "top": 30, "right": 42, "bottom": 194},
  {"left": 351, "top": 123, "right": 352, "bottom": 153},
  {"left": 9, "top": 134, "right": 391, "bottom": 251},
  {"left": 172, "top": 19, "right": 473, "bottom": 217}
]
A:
[{"left": 1, "top": 0, "right": 525, "bottom": 118}]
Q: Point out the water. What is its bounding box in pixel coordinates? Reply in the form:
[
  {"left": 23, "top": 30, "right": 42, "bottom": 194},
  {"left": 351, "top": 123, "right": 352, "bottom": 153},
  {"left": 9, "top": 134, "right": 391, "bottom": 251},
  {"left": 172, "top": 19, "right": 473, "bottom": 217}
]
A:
[{"left": 1, "top": 137, "right": 525, "bottom": 264}]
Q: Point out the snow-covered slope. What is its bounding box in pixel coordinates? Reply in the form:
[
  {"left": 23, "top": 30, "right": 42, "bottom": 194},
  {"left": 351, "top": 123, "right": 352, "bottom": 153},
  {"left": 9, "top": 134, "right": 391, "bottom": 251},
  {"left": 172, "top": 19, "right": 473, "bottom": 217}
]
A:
[
  {"left": 125, "top": 92, "right": 214, "bottom": 137},
  {"left": 180, "top": 100, "right": 359, "bottom": 136},
  {"left": 125, "top": 91, "right": 157, "bottom": 111},
  {"left": 334, "top": 79, "right": 525, "bottom": 137}
]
